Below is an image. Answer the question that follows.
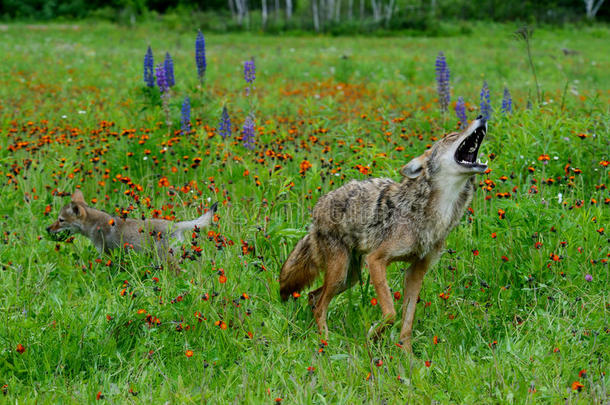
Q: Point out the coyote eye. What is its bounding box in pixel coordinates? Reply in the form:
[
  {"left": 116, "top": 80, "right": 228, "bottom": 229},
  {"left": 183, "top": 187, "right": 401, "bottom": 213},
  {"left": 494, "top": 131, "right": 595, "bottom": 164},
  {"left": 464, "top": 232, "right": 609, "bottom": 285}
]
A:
[{"left": 58, "top": 218, "right": 65, "bottom": 223}]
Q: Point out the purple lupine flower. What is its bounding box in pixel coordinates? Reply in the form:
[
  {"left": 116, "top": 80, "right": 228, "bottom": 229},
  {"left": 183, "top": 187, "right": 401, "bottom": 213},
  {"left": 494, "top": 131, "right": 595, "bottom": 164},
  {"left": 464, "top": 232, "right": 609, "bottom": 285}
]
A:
[
  {"left": 242, "top": 115, "right": 255, "bottom": 150},
  {"left": 155, "top": 63, "right": 169, "bottom": 93},
  {"left": 219, "top": 106, "right": 231, "bottom": 139},
  {"left": 196, "top": 30, "right": 206, "bottom": 81},
  {"left": 244, "top": 58, "right": 256, "bottom": 84},
  {"left": 435, "top": 52, "right": 451, "bottom": 112},
  {"left": 181, "top": 96, "right": 191, "bottom": 133},
  {"left": 501, "top": 87, "right": 512, "bottom": 114},
  {"left": 480, "top": 81, "right": 492, "bottom": 121},
  {"left": 455, "top": 96, "right": 467, "bottom": 129},
  {"left": 144, "top": 46, "right": 155, "bottom": 87},
  {"left": 164, "top": 52, "right": 175, "bottom": 88},
  {"left": 585, "top": 274, "right": 593, "bottom": 282}
]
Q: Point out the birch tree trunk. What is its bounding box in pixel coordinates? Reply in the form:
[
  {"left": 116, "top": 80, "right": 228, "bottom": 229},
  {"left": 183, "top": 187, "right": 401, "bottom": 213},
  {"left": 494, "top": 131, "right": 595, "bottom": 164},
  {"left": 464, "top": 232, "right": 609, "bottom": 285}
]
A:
[
  {"left": 348, "top": 0, "right": 353, "bottom": 19},
  {"left": 335, "top": 0, "right": 342, "bottom": 22},
  {"left": 275, "top": 0, "right": 280, "bottom": 21},
  {"left": 371, "top": 0, "right": 381, "bottom": 22},
  {"left": 285, "top": 0, "right": 292, "bottom": 20},
  {"left": 584, "top": 0, "right": 605, "bottom": 19},
  {"left": 262, "top": 0, "right": 268, "bottom": 28},
  {"left": 312, "top": 0, "right": 320, "bottom": 31},
  {"left": 326, "top": 0, "right": 335, "bottom": 22},
  {"left": 228, "top": 0, "right": 236, "bottom": 19},
  {"left": 384, "top": 0, "right": 395, "bottom": 26}
]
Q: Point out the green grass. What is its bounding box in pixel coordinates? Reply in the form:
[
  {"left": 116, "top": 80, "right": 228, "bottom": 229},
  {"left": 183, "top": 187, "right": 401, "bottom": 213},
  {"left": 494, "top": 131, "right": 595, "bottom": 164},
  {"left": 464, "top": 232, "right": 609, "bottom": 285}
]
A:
[{"left": 0, "top": 21, "right": 608, "bottom": 403}]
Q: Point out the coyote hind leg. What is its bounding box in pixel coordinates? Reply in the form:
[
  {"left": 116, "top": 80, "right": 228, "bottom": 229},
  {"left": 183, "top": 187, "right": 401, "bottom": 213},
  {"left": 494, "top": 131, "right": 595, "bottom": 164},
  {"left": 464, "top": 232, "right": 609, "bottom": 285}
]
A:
[
  {"left": 311, "top": 247, "right": 350, "bottom": 337},
  {"left": 308, "top": 253, "right": 361, "bottom": 310}
]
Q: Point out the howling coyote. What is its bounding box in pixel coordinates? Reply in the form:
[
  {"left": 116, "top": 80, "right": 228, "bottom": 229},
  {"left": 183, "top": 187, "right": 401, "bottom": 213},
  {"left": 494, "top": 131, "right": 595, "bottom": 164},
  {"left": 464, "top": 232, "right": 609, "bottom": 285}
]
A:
[{"left": 280, "top": 117, "right": 488, "bottom": 352}]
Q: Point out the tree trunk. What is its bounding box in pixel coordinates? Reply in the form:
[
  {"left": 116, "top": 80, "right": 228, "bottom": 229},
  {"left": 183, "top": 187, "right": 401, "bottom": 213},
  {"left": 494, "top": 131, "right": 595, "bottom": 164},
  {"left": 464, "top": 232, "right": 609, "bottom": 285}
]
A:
[
  {"left": 348, "top": 0, "right": 353, "bottom": 19},
  {"left": 285, "top": 0, "right": 293, "bottom": 20},
  {"left": 228, "top": 0, "right": 236, "bottom": 19},
  {"left": 335, "top": 0, "right": 342, "bottom": 22},
  {"left": 275, "top": 0, "right": 280, "bottom": 21},
  {"left": 360, "top": 0, "right": 364, "bottom": 20},
  {"left": 262, "top": 0, "right": 268, "bottom": 28},
  {"left": 371, "top": 0, "right": 381, "bottom": 22},
  {"left": 384, "top": 0, "right": 395, "bottom": 26},
  {"left": 326, "top": 0, "right": 335, "bottom": 22},
  {"left": 235, "top": 0, "right": 244, "bottom": 25},
  {"left": 584, "top": 0, "right": 606, "bottom": 19},
  {"left": 312, "top": 0, "right": 320, "bottom": 31}
]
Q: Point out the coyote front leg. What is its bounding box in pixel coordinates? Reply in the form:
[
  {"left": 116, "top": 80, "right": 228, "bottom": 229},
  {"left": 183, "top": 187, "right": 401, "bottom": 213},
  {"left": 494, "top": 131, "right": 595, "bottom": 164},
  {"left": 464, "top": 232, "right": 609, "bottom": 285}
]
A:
[
  {"left": 367, "top": 253, "right": 397, "bottom": 339},
  {"left": 398, "top": 256, "right": 430, "bottom": 352}
]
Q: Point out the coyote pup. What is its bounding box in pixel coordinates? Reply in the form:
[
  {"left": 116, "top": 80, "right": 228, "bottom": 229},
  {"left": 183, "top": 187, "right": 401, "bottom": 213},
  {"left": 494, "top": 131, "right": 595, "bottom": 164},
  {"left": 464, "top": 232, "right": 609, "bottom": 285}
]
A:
[
  {"left": 280, "top": 117, "right": 488, "bottom": 352},
  {"left": 47, "top": 189, "right": 217, "bottom": 258}
]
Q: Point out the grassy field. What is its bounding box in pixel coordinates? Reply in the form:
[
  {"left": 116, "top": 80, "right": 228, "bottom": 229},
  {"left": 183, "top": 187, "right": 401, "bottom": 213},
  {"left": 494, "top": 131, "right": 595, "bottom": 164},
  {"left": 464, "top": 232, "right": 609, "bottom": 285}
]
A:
[{"left": 0, "top": 22, "right": 608, "bottom": 403}]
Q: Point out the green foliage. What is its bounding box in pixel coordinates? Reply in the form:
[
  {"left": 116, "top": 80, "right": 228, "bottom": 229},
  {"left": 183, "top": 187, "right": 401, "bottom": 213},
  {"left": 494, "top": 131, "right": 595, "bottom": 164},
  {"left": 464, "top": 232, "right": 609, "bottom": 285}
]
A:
[{"left": 0, "top": 23, "right": 608, "bottom": 403}]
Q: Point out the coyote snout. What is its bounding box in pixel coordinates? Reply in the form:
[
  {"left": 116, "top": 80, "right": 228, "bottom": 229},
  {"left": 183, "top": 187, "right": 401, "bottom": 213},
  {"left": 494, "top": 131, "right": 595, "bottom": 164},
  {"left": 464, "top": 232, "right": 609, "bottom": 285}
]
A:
[{"left": 280, "top": 117, "right": 488, "bottom": 352}]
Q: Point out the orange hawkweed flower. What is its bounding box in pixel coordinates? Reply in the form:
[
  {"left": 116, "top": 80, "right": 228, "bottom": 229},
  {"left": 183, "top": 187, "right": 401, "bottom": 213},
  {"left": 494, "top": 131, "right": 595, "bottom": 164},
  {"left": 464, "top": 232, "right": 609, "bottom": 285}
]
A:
[
  {"left": 16, "top": 344, "right": 25, "bottom": 354},
  {"left": 370, "top": 298, "right": 378, "bottom": 306},
  {"left": 185, "top": 350, "right": 194, "bottom": 358},
  {"left": 571, "top": 381, "right": 584, "bottom": 392},
  {"left": 218, "top": 275, "right": 227, "bottom": 284}
]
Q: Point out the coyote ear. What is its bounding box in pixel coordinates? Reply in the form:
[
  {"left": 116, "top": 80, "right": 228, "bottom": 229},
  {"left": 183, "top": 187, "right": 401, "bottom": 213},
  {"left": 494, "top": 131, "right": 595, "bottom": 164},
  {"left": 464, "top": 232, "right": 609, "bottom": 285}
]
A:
[
  {"left": 70, "top": 202, "right": 82, "bottom": 216},
  {"left": 71, "top": 189, "right": 86, "bottom": 204},
  {"left": 400, "top": 155, "right": 425, "bottom": 179}
]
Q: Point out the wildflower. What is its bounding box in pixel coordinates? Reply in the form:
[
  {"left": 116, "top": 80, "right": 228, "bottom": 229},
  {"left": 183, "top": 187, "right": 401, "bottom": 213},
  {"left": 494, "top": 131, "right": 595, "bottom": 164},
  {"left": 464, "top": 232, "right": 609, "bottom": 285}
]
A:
[
  {"left": 244, "top": 58, "right": 256, "bottom": 84},
  {"left": 164, "top": 52, "right": 175, "bottom": 88},
  {"left": 219, "top": 106, "right": 231, "bottom": 139},
  {"left": 585, "top": 274, "right": 593, "bottom": 282},
  {"left": 455, "top": 96, "right": 467, "bottom": 129},
  {"left": 480, "top": 81, "right": 492, "bottom": 121},
  {"left": 181, "top": 96, "right": 191, "bottom": 133},
  {"left": 143, "top": 46, "right": 155, "bottom": 87},
  {"left": 242, "top": 115, "right": 255, "bottom": 150},
  {"left": 244, "top": 57, "right": 255, "bottom": 95},
  {"left": 155, "top": 64, "right": 169, "bottom": 93},
  {"left": 435, "top": 52, "right": 450, "bottom": 112},
  {"left": 371, "top": 298, "right": 378, "bottom": 306},
  {"left": 185, "top": 349, "right": 194, "bottom": 357},
  {"left": 195, "top": 30, "right": 206, "bottom": 81},
  {"left": 16, "top": 344, "right": 25, "bottom": 354},
  {"left": 425, "top": 360, "right": 432, "bottom": 367},
  {"left": 571, "top": 381, "right": 584, "bottom": 392},
  {"left": 501, "top": 87, "right": 512, "bottom": 114}
]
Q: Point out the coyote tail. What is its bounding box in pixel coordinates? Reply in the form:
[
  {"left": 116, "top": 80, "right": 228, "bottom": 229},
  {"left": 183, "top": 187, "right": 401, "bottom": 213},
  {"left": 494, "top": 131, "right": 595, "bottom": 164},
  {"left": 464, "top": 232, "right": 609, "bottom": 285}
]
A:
[
  {"left": 171, "top": 202, "right": 218, "bottom": 240},
  {"left": 279, "top": 234, "right": 320, "bottom": 301}
]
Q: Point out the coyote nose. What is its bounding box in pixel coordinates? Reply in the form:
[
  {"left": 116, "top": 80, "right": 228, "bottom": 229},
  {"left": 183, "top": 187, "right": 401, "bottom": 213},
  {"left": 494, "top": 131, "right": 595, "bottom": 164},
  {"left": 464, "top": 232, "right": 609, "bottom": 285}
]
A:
[{"left": 46, "top": 226, "right": 51, "bottom": 233}]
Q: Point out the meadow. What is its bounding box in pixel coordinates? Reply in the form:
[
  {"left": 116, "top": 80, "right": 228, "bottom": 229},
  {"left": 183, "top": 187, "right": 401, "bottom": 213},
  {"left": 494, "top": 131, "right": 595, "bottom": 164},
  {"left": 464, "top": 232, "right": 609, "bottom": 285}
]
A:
[{"left": 0, "top": 21, "right": 608, "bottom": 403}]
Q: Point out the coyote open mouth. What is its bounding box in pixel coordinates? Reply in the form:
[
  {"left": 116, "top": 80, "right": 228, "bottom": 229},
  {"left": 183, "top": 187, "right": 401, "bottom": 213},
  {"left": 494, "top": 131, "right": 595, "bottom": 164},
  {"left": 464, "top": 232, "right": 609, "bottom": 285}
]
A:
[{"left": 455, "top": 118, "right": 487, "bottom": 171}]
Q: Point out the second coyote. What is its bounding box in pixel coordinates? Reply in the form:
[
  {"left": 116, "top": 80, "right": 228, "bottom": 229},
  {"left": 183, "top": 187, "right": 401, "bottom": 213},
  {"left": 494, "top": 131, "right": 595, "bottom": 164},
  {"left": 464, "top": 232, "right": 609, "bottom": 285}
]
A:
[{"left": 280, "top": 117, "right": 489, "bottom": 352}]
